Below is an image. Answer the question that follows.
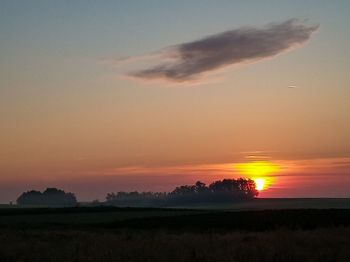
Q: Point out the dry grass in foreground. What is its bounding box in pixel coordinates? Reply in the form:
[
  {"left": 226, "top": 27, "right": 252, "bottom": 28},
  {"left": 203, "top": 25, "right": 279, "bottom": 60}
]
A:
[{"left": 1, "top": 227, "right": 350, "bottom": 262}]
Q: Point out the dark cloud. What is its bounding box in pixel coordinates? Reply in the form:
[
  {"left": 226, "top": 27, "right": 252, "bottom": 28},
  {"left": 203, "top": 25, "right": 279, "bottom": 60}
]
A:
[{"left": 128, "top": 19, "right": 318, "bottom": 83}]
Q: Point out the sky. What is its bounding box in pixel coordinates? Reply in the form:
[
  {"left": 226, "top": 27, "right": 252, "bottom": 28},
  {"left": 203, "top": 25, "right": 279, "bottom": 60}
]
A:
[{"left": 1, "top": 0, "right": 350, "bottom": 202}]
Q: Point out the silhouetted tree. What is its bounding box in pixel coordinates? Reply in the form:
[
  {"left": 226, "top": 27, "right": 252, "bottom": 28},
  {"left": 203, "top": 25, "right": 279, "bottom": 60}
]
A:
[
  {"left": 208, "top": 179, "right": 258, "bottom": 201},
  {"left": 16, "top": 188, "right": 77, "bottom": 207},
  {"left": 16, "top": 190, "right": 42, "bottom": 206},
  {"left": 194, "top": 181, "right": 208, "bottom": 193}
]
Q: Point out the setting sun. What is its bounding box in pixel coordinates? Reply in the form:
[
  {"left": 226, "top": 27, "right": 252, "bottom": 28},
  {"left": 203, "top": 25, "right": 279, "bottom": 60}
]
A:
[{"left": 254, "top": 178, "right": 266, "bottom": 191}]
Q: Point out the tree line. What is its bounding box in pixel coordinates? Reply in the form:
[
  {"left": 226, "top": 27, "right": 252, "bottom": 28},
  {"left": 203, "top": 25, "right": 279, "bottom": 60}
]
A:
[
  {"left": 106, "top": 178, "right": 258, "bottom": 206},
  {"left": 16, "top": 178, "right": 258, "bottom": 207}
]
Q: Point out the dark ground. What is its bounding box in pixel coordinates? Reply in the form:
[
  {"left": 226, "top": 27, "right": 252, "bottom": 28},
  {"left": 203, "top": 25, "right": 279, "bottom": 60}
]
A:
[{"left": 1, "top": 202, "right": 350, "bottom": 261}]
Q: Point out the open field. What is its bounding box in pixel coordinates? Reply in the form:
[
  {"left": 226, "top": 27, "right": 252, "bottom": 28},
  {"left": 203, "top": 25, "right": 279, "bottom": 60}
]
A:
[
  {"left": 1, "top": 207, "right": 350, "bottom": 231},
  {"left": 1, "top": 198, "right": 350, "bottom": 229},
  {"left": 1, "top": 201, "right": 350, "bottom": 261},
  {"left": 2, "top": 197, "right": 350, "bottom": 210},
  {"left": 165, "top": 198, "right": 350, "bottom": 210},
  {"left": 0, "top": 206, "right": 203, "bottom": 227},
  {"left": 1, "top": 227, "right": 350, "bottom": 262}
]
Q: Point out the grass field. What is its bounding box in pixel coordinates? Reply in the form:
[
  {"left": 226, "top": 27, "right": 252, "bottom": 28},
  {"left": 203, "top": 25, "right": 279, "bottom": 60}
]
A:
[
  {"left": 165, "top": 198, "right": 350, "bottom": 210},
  {"left": 0, "top": 206, "right": 203, "bottom": 227},
  {"left": 1, "top": 227, "right": 350, "bottom": 262},
  {"left": 1, "top": 199, "right": 350, "bottom": 261}
]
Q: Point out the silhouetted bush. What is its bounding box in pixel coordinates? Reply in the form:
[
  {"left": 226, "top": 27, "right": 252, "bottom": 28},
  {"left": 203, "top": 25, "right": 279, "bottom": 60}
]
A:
[{"left": 17, "top": 188, "right": 77, "bottom": 207}]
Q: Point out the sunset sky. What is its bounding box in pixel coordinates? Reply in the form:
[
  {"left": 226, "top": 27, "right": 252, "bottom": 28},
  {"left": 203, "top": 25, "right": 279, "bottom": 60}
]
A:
[{"left": 1, "top": 1, "right": 350, "bottom": 202}]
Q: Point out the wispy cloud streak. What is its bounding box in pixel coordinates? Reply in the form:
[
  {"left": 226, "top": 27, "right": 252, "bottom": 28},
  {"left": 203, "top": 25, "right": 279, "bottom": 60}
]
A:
[{"left": 127, "top": 19, "right": 318, "bottom": 83}]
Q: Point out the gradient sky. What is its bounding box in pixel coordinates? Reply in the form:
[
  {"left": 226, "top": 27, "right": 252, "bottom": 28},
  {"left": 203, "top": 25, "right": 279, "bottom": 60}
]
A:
[{"left": 1, "top": 1, "right": 350, "bottom": 202}]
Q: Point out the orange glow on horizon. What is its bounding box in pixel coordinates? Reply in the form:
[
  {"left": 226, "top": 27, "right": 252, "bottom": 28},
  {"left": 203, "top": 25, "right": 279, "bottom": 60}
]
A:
[{"left": 235, "top": 161, "right": 280, "bottom": 176}]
